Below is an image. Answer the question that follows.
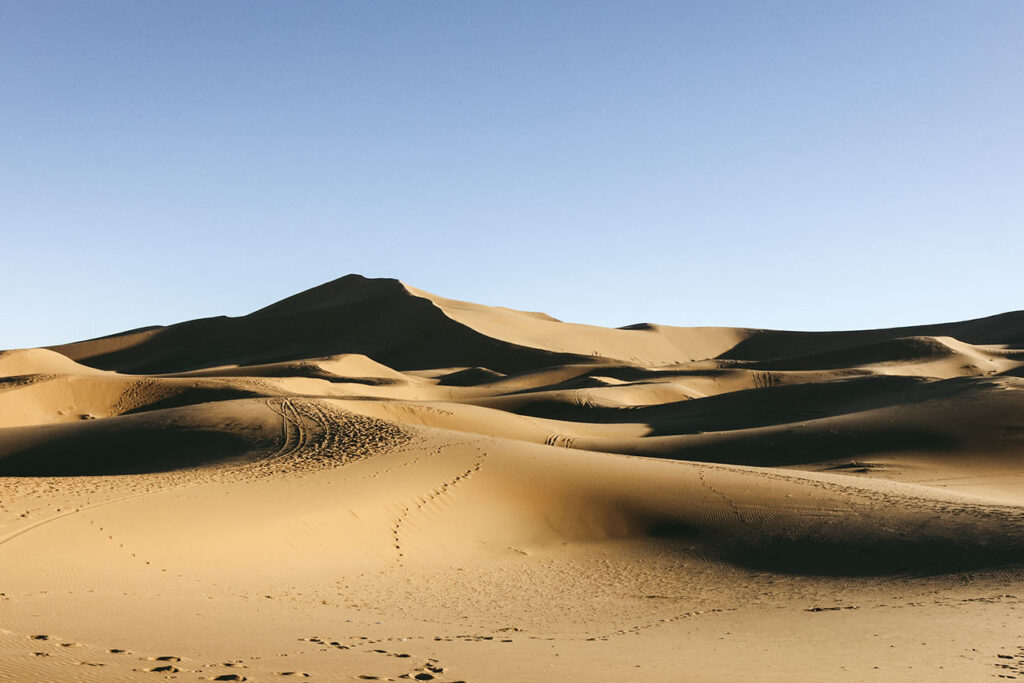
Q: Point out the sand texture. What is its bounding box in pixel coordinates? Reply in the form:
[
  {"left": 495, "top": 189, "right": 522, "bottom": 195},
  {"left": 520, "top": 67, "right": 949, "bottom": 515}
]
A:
[{"left": 3, "top": 274, "right": 1024, "bottom": 681}]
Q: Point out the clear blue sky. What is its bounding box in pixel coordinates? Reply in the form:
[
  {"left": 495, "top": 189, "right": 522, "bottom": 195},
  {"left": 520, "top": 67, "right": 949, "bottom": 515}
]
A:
[{"left": 2, "top": 1, "right": 1022, "bottom": 349}]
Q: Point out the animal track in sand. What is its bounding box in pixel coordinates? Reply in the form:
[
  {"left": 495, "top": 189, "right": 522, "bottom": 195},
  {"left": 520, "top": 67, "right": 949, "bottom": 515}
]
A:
[
  {"left": 144, "top": 664, "right": 179, "bottom": 673},
  {"left": 994, "top": 644, "right": 1024, "bottom": 679},
  {"left": 391, "top": 446, "right": 486, "bottom": 563},
  {"left": 696, "top": 465, "right": 754, "bottom": 529},
  {"left": 9, "top": 621, "right": 335, "bottom": 679},
  {"left": 0, "top": 472, "right": 211, "bottom": 569},
  {"left": 298, "top": 635, "right": 350, "bottom": 650},
  {"left": 359, "top": 654, "right": 458, "bottom": 683},
  {"left": 364, "top": 437, "right": 455, "bottom": 479},
  {"left": 295, "top": 634, "right": 460, "bottom": 682},
  {"left": 87, "top": 517, "right": 194, "bottom": 582}
]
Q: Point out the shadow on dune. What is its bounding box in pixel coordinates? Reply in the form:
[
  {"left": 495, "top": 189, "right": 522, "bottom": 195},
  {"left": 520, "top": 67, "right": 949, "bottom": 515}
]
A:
[
  {"left": 714, "top": 537, "right": 1024, "bottom": 577},
  {"left": 642, "top": 517, "right": 1024, "bottom": 576},
  {"left": 50, "top": 275, "right": 589, "bottom": 375},
  {"left": 657, "top": 427, "right": 957, "bottom": 467},
  {"left": 119, "top": 386, "right": 267, "bottom": 416},
  {"left": 0, "top": 413, "right": 267, "bottom": 476},
  {"left": 715, "top": 310, "right": 1024, "bottom": 363},
  {"left": 737, "top": 336, "right": 959, "bottom": 372},
  {"left": 437, "top": 367, "right": 506, "bottom": 386},
  {"left": 510, "top": 375, "right": 928, "bottom": 432}
]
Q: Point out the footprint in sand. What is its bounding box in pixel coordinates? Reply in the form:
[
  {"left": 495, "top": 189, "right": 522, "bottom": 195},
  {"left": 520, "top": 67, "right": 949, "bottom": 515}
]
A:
[{"left": 145, "top": 665, "right": 179, "bottom": 673}]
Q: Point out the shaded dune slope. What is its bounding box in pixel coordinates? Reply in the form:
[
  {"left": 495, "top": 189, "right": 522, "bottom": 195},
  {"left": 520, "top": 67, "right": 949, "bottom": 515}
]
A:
[
  {"left": 49, "top": 275, "right": 589, "bottom": 374},
  {"left": 720, "top": 311, "right": 1024, "bottom": 362}
]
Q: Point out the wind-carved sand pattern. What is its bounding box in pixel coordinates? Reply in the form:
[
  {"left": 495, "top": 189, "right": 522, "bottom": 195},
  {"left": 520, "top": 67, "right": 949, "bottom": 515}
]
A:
[{"left": 4, "top": 275, "right": 1024, "bottom": 681}]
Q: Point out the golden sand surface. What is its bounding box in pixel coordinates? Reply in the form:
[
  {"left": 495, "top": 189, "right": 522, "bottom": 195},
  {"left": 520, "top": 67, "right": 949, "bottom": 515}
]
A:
[{"left": 3, "top": 275, "right": 1024, "bottom": 681}]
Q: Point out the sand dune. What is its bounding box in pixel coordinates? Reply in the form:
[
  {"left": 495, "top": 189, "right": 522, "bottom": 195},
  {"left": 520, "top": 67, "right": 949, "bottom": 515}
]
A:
[{"left": 3, "top": 275, "right": 1024, "bottom": 681}]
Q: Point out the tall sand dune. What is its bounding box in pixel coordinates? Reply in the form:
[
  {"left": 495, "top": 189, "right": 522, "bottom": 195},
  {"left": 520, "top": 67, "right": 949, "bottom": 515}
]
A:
[{"left": 3, "top": 275, "right": 1024, "bottom": 681}]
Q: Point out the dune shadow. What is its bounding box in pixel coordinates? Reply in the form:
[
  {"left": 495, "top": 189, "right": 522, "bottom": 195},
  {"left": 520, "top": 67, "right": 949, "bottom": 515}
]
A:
[{"left": 0, "top": 424, "right": 261, "bottom": 476}]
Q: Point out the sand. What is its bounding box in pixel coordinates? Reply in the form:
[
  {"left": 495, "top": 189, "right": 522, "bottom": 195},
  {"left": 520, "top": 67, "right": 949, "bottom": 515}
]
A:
[{"left": 2, "top": 273, "right": 1024, "bottom": 681}]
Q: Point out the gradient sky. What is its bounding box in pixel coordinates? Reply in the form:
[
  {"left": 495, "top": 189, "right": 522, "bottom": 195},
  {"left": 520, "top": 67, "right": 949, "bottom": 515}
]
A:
[{"left": 2, "top": 1, "right": 1022, "bottom": 349}]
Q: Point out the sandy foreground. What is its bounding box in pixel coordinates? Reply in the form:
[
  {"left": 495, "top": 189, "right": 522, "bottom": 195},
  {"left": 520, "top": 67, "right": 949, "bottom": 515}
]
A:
[{"left": 2, "top": 275, "right": 1024, "bottom": 682}]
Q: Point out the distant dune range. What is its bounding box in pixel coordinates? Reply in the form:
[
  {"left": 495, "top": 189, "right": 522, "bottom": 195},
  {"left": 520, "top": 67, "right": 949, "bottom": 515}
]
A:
[{"left": 3, "top": 274, "right": 1024, "bottom": 682}]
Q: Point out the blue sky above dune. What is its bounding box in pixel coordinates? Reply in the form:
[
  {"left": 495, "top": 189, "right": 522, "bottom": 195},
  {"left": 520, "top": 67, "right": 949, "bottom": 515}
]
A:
[{"left": 2, "top": 1, "right": 1022, "bottom": 348}]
